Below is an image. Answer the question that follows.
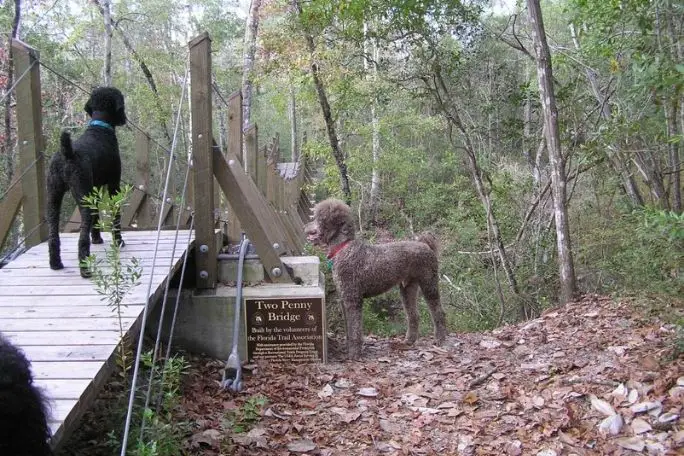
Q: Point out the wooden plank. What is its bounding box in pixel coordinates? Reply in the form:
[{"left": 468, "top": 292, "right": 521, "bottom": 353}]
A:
[
  {"left": 0, "top": 305, "right": 144, "bottom": 319},
  {"left": 4, "top": 330, "right": 124, "bottom": 346},
  {"left": 0, "top": 317, "right": 136, "bottom": 330},
  {"left": 0, "top": 178, "right": 23, "bottom": 249},
  {"left": 189, "top": 32, "right": 216, "bottom": 289},
  {"left": 32, "top": 361, "right": 103, "bottom": 380},
  {"left": 20, "top": 345, "right": 116, "bottom": 362},
  {"left": 12, "top": 39, "right": 47, "bottom": 247},
  {"left": 50, "top": 399, "right": 78, "bottom": 424},
  {"left": 37, "top": 379, "right": 93, "bottom": 400},
  {"left": 0, "top": 268, "right": 170, "bottom": 285}
]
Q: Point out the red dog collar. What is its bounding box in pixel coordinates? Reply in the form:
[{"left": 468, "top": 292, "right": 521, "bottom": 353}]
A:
[{"left": 327, "top": 240, "right": 351, "bottom": 259}]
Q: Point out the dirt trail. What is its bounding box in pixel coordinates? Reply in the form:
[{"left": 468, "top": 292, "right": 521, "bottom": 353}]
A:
[{"left": 181, "top": 295, "right": 682, "bottom": 455}]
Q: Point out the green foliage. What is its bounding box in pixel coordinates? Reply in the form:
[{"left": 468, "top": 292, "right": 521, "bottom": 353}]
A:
[
  {"left": 106, "top": 351, "right": 191, "bottom": 456},
  {"left": 81, "top": 185, "right": 142, "bottom": 381},
  {"left": 575, "top": 206, "right": 683, "bottom": 297},
  {"left": 224, "top": 395, "right": 268, "bottom": 434}
]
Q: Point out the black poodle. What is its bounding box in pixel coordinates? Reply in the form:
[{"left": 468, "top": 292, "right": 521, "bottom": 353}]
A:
[
  {"left": 0, "top": 333, "right": 53, "bottom": 455},
  {"left": 47, "top": 87, "right": 127, "bottom": 278}
]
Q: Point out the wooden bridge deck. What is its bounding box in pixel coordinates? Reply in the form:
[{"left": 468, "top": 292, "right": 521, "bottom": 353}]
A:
[{"left": 0, "top": 230, "right": 194, "bottom": 448}]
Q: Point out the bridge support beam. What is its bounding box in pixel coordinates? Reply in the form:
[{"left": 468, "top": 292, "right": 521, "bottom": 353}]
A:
[{"left": 189, "top": 32, "right": 217, "bottom": 289}]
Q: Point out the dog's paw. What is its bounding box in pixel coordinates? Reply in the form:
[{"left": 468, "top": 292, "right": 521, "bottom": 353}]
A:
[
  {"left": 91, "top": 235, "right": 104, "bottom": 244},
  {"left": 50, "top": 261, "right": 64, "bottom": 270}
]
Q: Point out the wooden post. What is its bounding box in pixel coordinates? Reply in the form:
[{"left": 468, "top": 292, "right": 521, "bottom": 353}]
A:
[
  {"left": 256, "top": 145, "right": 267, "bottom": 196},
  {"left": 225, "top": 91, "right": 243, "bottom": 241},
  {"left": 12, "top": 39, "right": 47, "bottom": 247},
  {"left": 122, "top": 130, "right": 152, "bottom": 228},
  {"left": 0, "top": 179, "right": 23, "bottom": 249},
  {"left": 189, "top": 32, "right": 216, "bottom": 289},
  {"left": 212, "top": 142, "right": 293, "bottom": 282},
  {"left": 245, "top": 125, "right": 258, "bottom": 183}
]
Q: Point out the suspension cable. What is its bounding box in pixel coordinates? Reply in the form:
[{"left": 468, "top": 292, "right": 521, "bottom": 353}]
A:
[
  {"left": 0, "top": 59, "right": 38, "bottom": 106},
  {"left": 0, "top": 153, "right": 43, "bottom": 202},
  {"left": 139, "top": 66, "right": 194, "bottom": 432},
  {"left": 119, "top": 64, "right": 190, "bottom": 456}
]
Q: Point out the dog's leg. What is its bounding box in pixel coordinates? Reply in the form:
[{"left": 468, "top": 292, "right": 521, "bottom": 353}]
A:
[
  {"left": 420, "top": 279, "right": 447, "bottom": 344},
  {"left": 342, "top": 297, "right": 364, "bottom": 361},
  {"left": 90, "top": 210, "right": 104, "bottom": 244},
  {"left": 74, "top": 195, "right": 93, "bottom": 278},
  {"left": 47, "top": 178, "right": 66, "bottom": 270},
  {"left": 109, "top": 182, "right": 125, "bottom": 247},
  {"left": 400, "top": 282, "right": 420, "bottom": 344}
]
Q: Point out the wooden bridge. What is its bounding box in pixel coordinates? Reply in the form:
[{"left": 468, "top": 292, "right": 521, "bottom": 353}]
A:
[{"left": 0, "top": 33, "right": 312, "bottom": 450}]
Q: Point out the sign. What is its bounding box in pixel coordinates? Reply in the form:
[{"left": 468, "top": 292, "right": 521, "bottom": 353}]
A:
[{"left": 244, "top": 297, "right": 326, "bottom": 363}]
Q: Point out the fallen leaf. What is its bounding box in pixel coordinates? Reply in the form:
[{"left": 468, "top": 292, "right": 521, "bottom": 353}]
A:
[
  {"left": 590, "top": 395, "right": 616, "bottom": 417},
  {"left": 614, "top": 436, "right": 645, "bottom": 452},
  {"left": 536, "top": 449, "right": 557, "bottom": 456},
  {"left": 598, "top": 413, "right": 623, "bottom": 435},
  {"left": 317, "top": 384, "right": 333, "bottom": 399},
  {"left": 630, "top": 418, "right": 651, "bottom": 434},
  {"left": 657, "top": 412, "right": 678, "bottom": 423},
  {"left": 379, "top": 419, "right": 402, "bottom": 433},
  {"left": 630, "top": 401, "right": 661, "bottom": 414},
  {"left": 357, "top": 387, "right": 379, "bottom": 397},
  {"left": 479, "top": 339, "right": 502, "bottom": 349},
  {"left": 287, "top": 439, "right": 317, "bottom": 453},
  {"left": 463, "top": 391, "right": 479, "bottom": 405},
  {"left": 334, "top": 378, "right": 353, "bottom": 388}
]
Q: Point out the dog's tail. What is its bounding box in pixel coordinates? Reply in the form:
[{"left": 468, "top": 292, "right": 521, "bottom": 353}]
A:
[
  {"left": 60, "top": 131, "right": 75, "bottom": 159},
  {"left": 416, "top": 231, "right": 439, "bottom": 253}
]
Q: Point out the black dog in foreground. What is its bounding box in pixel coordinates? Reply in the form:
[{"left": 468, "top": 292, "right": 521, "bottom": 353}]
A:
[
  {"left": 47, "top": 87, "right": 127, "bottom": 278},
  {"left": 0, "top": 333, "right": 53, "bottom": 455}
]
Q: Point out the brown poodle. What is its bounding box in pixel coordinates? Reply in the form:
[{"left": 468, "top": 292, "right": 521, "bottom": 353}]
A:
[{"left": 305, "top": 198, "right": 447, "bottom": 360}]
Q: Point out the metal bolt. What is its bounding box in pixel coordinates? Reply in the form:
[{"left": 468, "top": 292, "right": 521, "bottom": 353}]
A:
[
  {"left": 199, "top": 244, "right": 209, "bottom": 253},
  {"left": 228, "top": 159, "right": 235, "bottom": 166},
  {"left": 138, "top": 184, "right": 145, "bottom": 191},
  {"left": 272, "top": 243, "right": 280, "bottom": 250},
  {"left": 23, "top": 140, "right": 28, "bottom": 145},
  {"left": 166, "top": 197, "right": 172, "bottom": 203},
  {"left": 199, "top": 270, "right": 209, "bottom": 279},
  {"left": 271, "top": 267, "right": 282, "bottom": 277},
  {"left": 198, "top": 134, "right": 203, "bottom": 139}
]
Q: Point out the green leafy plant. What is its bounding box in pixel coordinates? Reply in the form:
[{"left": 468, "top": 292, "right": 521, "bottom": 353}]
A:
[
  {"left": 81, "top": 184, "right": 142, "bottom": 382},
  {"left": 224, "top": 395, "right": 268, "bottom": 434}
]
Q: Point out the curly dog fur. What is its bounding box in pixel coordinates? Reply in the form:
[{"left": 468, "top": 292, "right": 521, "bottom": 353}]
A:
[
  {"left": 305, "top": 198, "right": 447, "bottom": 360},
  {"left": 0, "top": 333, "right": 53, "bottom": 455},
  {"left": 47, "top": 87, "right": 127, "bottom": 278}
]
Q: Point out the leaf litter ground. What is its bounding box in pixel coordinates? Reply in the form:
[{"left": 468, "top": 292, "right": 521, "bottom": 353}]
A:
[{"left": 59, "top": 295, "right": 683, "bottom": 455}]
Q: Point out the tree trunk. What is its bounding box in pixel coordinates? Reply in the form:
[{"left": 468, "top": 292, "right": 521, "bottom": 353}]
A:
[
  {"left": 2, "top": 0, "right": 21, "bottom": 190},
  {"left": 92, "top": 0, "right": 171, "bottom": 143},
  {"left": 289, "top": 84, "right": 298, "bottom": 162},
  {"left": 293, "top": 0, "right": 351, "bottom": 204},
  {"left": 528, "top": 0, "right": 577, "bottom": 304},
  {"left": 365, "top": 21, "right": 381, "bottom": 223},
  {"left": 102, "top": 0, "right": 112, "bottom": 86},
  {"left": 665, "top": 2, "right": 681, "bottom": 212},
  {"left": 569, "top": 24, "right": 644, "bottom": 207},
  {"left": 432, "top": 72, "right": 521, "bottom": 309},
  {"left": 242, "top": 0, "right": 261, "bottom": 133}
]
